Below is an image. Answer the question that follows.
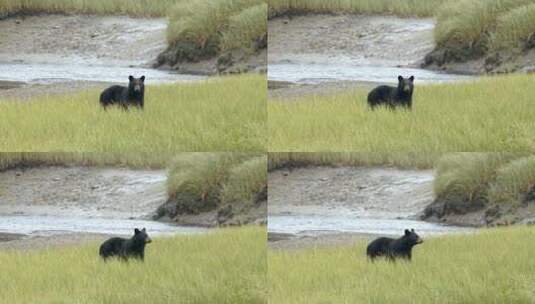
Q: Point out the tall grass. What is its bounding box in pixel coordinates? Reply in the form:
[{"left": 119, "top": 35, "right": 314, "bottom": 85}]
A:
[
  {"left": 489, "top": 155, "right": 535, "bottom": 204},
  {"left": 166, "top": 0, "right": 266, "bottom": 59},
  {"left": 0, "top": 75, "right": 266, "bottom": 152},
  {"left": 166, "top": 153, "right": 266, "bottom": 212},
  {"left": 434, "top": 153, "right": 535, "bottom": 208},
  {"left": 0, "top": 0, "right": 179, "bottom": 17},
  {"left": 434, "top": 0, "right": 535, "bottom": 58},
  {"left": 491, "top": 3, "right": 535, "bottom": 51},
  {"left": 267, "top": 0, "right": 449, "bottom": 17},
  {"left": 0, "top": 227, "right": 267, "bottom": 304},
  {"left": 269, "top": 74, "right": 535, "bottom": 152},
  {"left": 269, "top": 226, "right": 535, "bottom": 303}
]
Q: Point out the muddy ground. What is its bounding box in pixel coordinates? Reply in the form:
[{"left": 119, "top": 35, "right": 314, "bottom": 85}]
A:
[
  {"left": 268, "top": 14, "right": 436, "bottom": 99},
  {"left": 0, "top": 166, "right": 167, "bottom": 219}
]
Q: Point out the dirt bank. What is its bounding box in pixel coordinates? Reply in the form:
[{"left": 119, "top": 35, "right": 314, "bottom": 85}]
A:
[
  {"left": 422, "top": 190, "right": 535, "bottom": 227},
  {"left": 423, "top": 43, "right": 535, "bottom": 75},
  {"left": 155, "top": 188, "right": 267, "bottom": 228}
]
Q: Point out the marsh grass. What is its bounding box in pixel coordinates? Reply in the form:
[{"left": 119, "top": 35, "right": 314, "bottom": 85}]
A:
[
  {"left": 166, "top": 153, "right": 267, "bottom": 210},
  {"left": 434, "top": 0, "right": 535, "bottom": 56},
  {"left": 269, "top": 226, "right": 535, "bottom": 303},
  {"left": 0, "top": 75, "right": 266, "bottom": 152},
  {"left": 0, "top": 227, "right": 267, "bottom": 304},
  {"left": 268, "top": 74, "right": 535, "bottom": 153},
  {"left": 166, "top": 0, "right": 266, "bottom": 58}
]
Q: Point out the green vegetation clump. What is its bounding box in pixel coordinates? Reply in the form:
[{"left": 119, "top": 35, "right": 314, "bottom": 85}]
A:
[
  {"left": 269, "top": 226, "right": 535, "bottom": 304},
  {"left": 491, "top": 3, "right": 535, "bottom": 51},
  {"left": 269, "top": 74, "right": 535, "bottom": 152},
  {"left": 488, "top": 156, "right": 535, "bottom": 205},
  {"left": 166, "top": 153, "right": 267, "bottom": 214},
  {"left": 267, "top": 0, "right": 448, "bottom": 18},
  {"left": 433, "top": 153, "right": 519, "bottom": 205},
  {"left": 434, "top": 0, "right": 535, "bottom": 61},
  {"left": 0, "top": 75, "right": 266, "bottom": 152},
  {"left": 165, "top": 0, "right": 266, "bottom": 62},
  {"left": 434, "top": 153, "right": 534, "bottom": 208},
  {"left": 0, "top": 227, "right": 267, "bottom": 304}
]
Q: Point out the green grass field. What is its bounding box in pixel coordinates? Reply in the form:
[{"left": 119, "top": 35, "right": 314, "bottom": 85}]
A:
[
  {"left": 0, "top": 227, "right": 266, "bottom": 304},
  {"left": 269, "top": 74, "right": 535, "bottom": 152},
  {"left": 0, "top": 75, "right": 266, "bottom": 152},
  {"left": 269, "top": 226, "right": 535, "bottom": 303}
]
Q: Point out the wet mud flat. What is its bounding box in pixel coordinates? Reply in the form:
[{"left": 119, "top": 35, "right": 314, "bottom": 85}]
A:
[
  {"left": 0, "top": 166, "right": 206, "bottom": 250},
  {"left": 268, "top": 14, "right": 472, "bottom": 100},
  {"left": 0, "top": 14, "right": 203, "bottom": 101},
  {"left": 268, "top": 167, "right": 472, "bottom": 250}
]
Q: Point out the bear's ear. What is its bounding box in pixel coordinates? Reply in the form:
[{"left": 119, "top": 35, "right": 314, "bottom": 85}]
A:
[
  {"left": 140, "top": 76, "right": 145, "bottom": 82},
  {"left": 404, "top": 229, "right": 410, "bottom": 236},
  {"left": 142, "top": 227, "right": 146, "bottom": 232},
  {"left": 134, "top": 228, "right": 140, "bottom": 234},
  {"left": 398, "top": 75, "right": 403, "bottom": 82},
  {"left": 411, "top": 228, "right": 415, "bottom": 232},
  {"left": 409, "top": 76, "right": 415, "bottom": 82},
  {"left": 129, "top": 75, "right": 134, "bottom": 82}
]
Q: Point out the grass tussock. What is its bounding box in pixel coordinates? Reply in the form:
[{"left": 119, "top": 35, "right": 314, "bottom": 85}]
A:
[
  {"left": 166, "top": 0, "right": 266, "bottom": 60},
  {"left": 434, "top": 0, "right": 535, "bottom": 58},
  {"left": 167, "top": 153, "right": 267, "bottom": 212},
  {"left": 269, "top": 226, "right": 535, "bottom": 304},
  {"left": 434, "top": 153, "right": 534, "bottom": 207},
  {"left": 489, "top": 156, "right": 535, "bottom": 205},
  {"left": 267, "top": 0, "right": 450, "bottom": 18},
  {"left": 269, "top": 74, "right": 535, "bottom": 152},
  {"left": 0, "top": 0, "right": 179, "bottom": 17},
  {"left": 0, "top": 227, "right": 267, "bottom": 304},
  {"left": 0, "top": 74, "right": 266, "bottom": 152}
]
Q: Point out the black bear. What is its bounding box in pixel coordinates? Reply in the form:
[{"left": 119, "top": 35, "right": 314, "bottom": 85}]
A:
[
  {"left": 366, "top": 229, "right": 423, "bottom": 261},
  {"left": 99, "top": 228, "right": 152, "bottom": 261},
  {"left": 367, "top": 75, "right": 414, "bottom": 110},
  {"left": 99, "top": 75, "right": 145, "bottom": 110}
]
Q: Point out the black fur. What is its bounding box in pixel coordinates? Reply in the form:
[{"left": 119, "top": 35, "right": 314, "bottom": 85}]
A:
[
  {"left": 99, "top": 228, "right": 152, "bottom": 261},
  {"left": 366, "top": 229, "right": 423, "bottom": 261},
  {"left": 99, "top": 75, "right": 145, "bottom": 110},
  {"left": 367, "top": 75, "right": 414, "bottom": 110}
]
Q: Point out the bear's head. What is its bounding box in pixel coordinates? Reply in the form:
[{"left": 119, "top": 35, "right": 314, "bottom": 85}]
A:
[
  {"left": 397, "top": 75, "right": 414, "bottom": 94},
  {"left": 128, "top": 75, "right": 145, "bottom": 94},
  {"left": 403, "top": 228, "right": 423, "bottom": 246},
  {"left": 134, "top": 227, "right": 152, "bottom": 244}
]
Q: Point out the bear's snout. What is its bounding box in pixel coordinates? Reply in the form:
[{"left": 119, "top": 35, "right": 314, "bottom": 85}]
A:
[{"left": 145, "top": 237, "right": 152, "bottom": 244}]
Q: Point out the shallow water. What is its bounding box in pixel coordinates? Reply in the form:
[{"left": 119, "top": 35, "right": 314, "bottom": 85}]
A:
[
  {"left": 269, "top": 215, "right": 471, "bottom": 237},
  {"left": 268, "top": 63, "right": 473, "bottom": 85},
  {"left": 0, "top": 62, "right": 204, "bottom": 84},
  {"left": 0, "top": 215, "right": 206, "bottom": 236}
]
